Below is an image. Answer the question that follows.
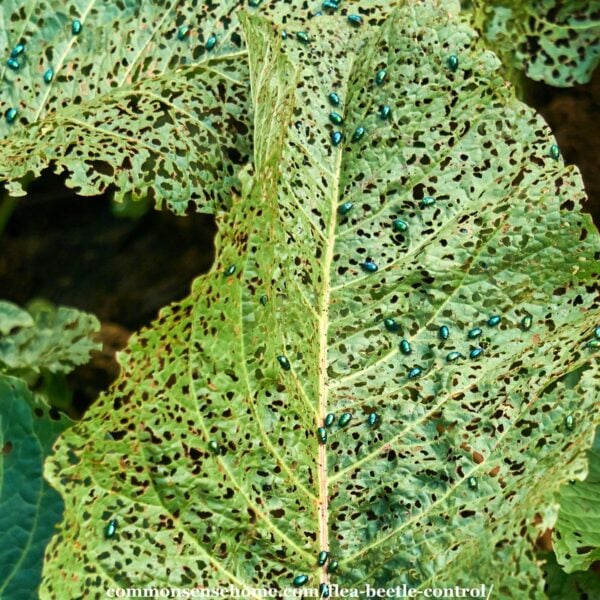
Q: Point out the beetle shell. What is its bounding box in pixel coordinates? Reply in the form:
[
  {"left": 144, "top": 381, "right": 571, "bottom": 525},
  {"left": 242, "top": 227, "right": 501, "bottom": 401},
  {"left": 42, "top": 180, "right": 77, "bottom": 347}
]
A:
[
  {"left": 469, "top": 347, "right": 483, "bottom": 359},
  {"left": 393, "top": 219, "right": 408, "bottom": 232},
  {"left": 317, "top": 550, "right": 329, "bottom": 565},
  {"left": 352, "top": 126, "right": 365, "bottom": 142},
  {"left": 408, "top": 367, "right": 422, "bottom": 379},
  {"left": 419, "top": 196, "right": 436, "bottom": 208},
  {"left": 439, "top": 325, "right": 450, "bottom": 340},
  {"left": 317, "top": 427, "right": 328, "bottom": 444},
  {"left": 446, "top": 351, "right": 462, "bottom": 363},
  {"left": 10, "top": 44, "right": 25, "bottom": 58},
  {"left": 400, "top": 339, "right": 411, "bottom": 355},
  {"left": 205, "top": 35, "right": 217, "bottom": 50},
  {"left": 5, "top": 108, "right": 17, "bottom": 123},
  {"left": 72, "top": 19, "right": 82, "bottom": 35},
  {"left": 375, "top": 69, "right": 387, "bottom": 85},
  {"left": 384, "top": 318, "right": 399, "bottom": 332},
  {"left": 328, "top": 92, "right": 340, "bottom": 106},
  {"left": 329, "top": 111, "right": 344, "bottom": 125},
  {"left": 379, "top": 105, "right": 391, "bottom": 120},
  {"left": 361, "top": 259, "right": 378, "bottom": 272},
  {"left": 487, "top": 315, "right": 501, "bottom": 327},
  {"left": 447, "top": 54, "right": 459, "bottom": 72},
  {"left": 467, "top": 327, "right": 482, "bottom": 339},
  {"left": 347, "top": 14, "right": 362, "bottom": 27},
  {"left": 105, "top": 519, "right": 117, "bottom": 538},
  {"left": 331, "top": 131, "right": 343, "bottom": 146},
  {"left": 293, "top": 575, "right": 309, "bottom": 587},
  {"left": 339, "top": 412, "right": 352, "bottom": 427},
  {"left": 367, "top": 413, "right": 380, "bottom": 426},
  {"left": 338, "top": 201, "right": 353, "bottom": 215},
  {"left": 277, "top": 355, "right": 291, "bottom": 370}
]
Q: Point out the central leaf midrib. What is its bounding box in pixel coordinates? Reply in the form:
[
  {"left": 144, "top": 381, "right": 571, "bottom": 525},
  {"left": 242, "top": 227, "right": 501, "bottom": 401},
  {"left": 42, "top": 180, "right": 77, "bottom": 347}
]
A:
[{"left": 317, "top": 52, "right": 357, "bottom": 582}]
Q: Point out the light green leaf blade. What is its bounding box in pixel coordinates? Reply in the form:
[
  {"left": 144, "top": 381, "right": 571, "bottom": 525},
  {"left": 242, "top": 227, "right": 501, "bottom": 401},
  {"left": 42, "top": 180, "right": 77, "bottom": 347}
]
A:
[
  {"left": 553, "top": 429, "right": 600, "bottom": 573},
  {"left": 0, "top": 299, "right": 100, "bottom": 374},
  {"left": 0, "top": 301, "right": 34, "bottom": 335},
  {"left": 42, "top": 3, "right": 600, "bottom": 597},
  {"left": 0, "top": 0, "right": 403, "bottom": 214},
  {"left": 469, "top": 0, "right": 600, "bottom": 88},
  {"left": 0, "top": 0, "right": 254, "bottom": 214},
  {"left": 0, "top": 375, "right": 72, "bottom": 600}
]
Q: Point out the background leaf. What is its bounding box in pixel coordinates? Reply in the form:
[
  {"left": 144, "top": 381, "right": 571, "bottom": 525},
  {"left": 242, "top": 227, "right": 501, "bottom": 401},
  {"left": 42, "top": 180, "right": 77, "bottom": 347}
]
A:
[
  {"left": 0, "top": 375, "right": 72, "bottom": 600},
  {"left": 0, "top": 299, "right": 100, "bottom": 374},
  {"left": 41, "top": 2, "right": 599, "bottom": 596},
  {"left": 543, "top": 552, "right": 600, "bottom": 599},
  {"left": 553, "top": 429, "right": 600, "bottom": 573},
  {"left": 468, "top": 0, "right": 600, "bottom": 88}
]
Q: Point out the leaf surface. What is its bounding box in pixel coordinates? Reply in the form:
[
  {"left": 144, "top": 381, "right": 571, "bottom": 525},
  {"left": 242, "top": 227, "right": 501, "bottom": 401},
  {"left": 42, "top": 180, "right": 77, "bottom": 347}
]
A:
[
  {"left": 469, "top": 0, "right": 600, "bottom": 87},
  {"left": 0, "top": 300, "right": 100, "bottom": 374},
  {"left": 553, "top": 429, "right": 600, "bottom": 573},
  {"left": 0, "top": 375, "right": 71, "bottom": 600},
  {"left": 0, "top": 0, "right": 400, "bottom": 213},
  {"left": 42, "top": 3, "right": 600, "bottom": 596}
]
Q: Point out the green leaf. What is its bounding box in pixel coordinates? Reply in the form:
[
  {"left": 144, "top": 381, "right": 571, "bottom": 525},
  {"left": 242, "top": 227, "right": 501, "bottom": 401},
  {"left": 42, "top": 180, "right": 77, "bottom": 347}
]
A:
[
  {"left": 42, "top": 3, "right": 600, "bottom": 596},
  {"left": 0, "top": 375, "right": 72, "bottom": 600},
  {"left": 0, "top": 299, "right": 100, "bottom": 374},
  {"left": 469, "top": 0, "right": 600, "bottom": 87},
  {"left": 543, "top": 552, "right": 600, "bottom": 599},
  {"left": 553, "top": 429, "right": 600, "bottom": 573},
  {"left": 0, "top": 0, "right": 400, "bottom": 214},
  {"left": 0, "top": 0, "right": 254, "bottom": 213},
  {"left": 0, "top": 301, "right": 34, "bottom": 335}
]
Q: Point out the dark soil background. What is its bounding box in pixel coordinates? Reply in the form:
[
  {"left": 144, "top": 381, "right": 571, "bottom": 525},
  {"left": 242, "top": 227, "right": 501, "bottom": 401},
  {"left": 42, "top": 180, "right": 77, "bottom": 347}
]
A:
[
  {"left": 0, "top": 188, "right": 217, "bottom": 414},
  {"left": 0, "top": 69, "right": 598, "bottom": 414}
]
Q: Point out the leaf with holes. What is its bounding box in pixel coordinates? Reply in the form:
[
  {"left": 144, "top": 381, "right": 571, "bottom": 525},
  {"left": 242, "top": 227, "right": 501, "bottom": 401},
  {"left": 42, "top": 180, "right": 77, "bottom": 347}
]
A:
[
  {"left": 467, "top": 0, "right": 600, "bottom": 87},
  {"left": 0, "top": 375, "right": 72, "bottom": 600},
  {"left": 553, "top": 430, "right": 600, "bottom": 573},
  {"left": 0, "top": 0, "right": 255, "bottom": 213},
  {"left": 41, "top": 2, "right": 599, "bottom": 596},
  {"left": 0, "top": 299, "right": 100, "bottom": 375},
  {"left": 0, "top": 0, "right": 399, "bottom": 214}
]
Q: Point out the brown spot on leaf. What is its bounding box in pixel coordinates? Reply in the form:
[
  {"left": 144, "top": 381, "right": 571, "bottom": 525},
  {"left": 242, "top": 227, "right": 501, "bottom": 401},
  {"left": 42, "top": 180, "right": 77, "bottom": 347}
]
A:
[{"left": 472, "top": 451, "right": 484, "bottom": 464}]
